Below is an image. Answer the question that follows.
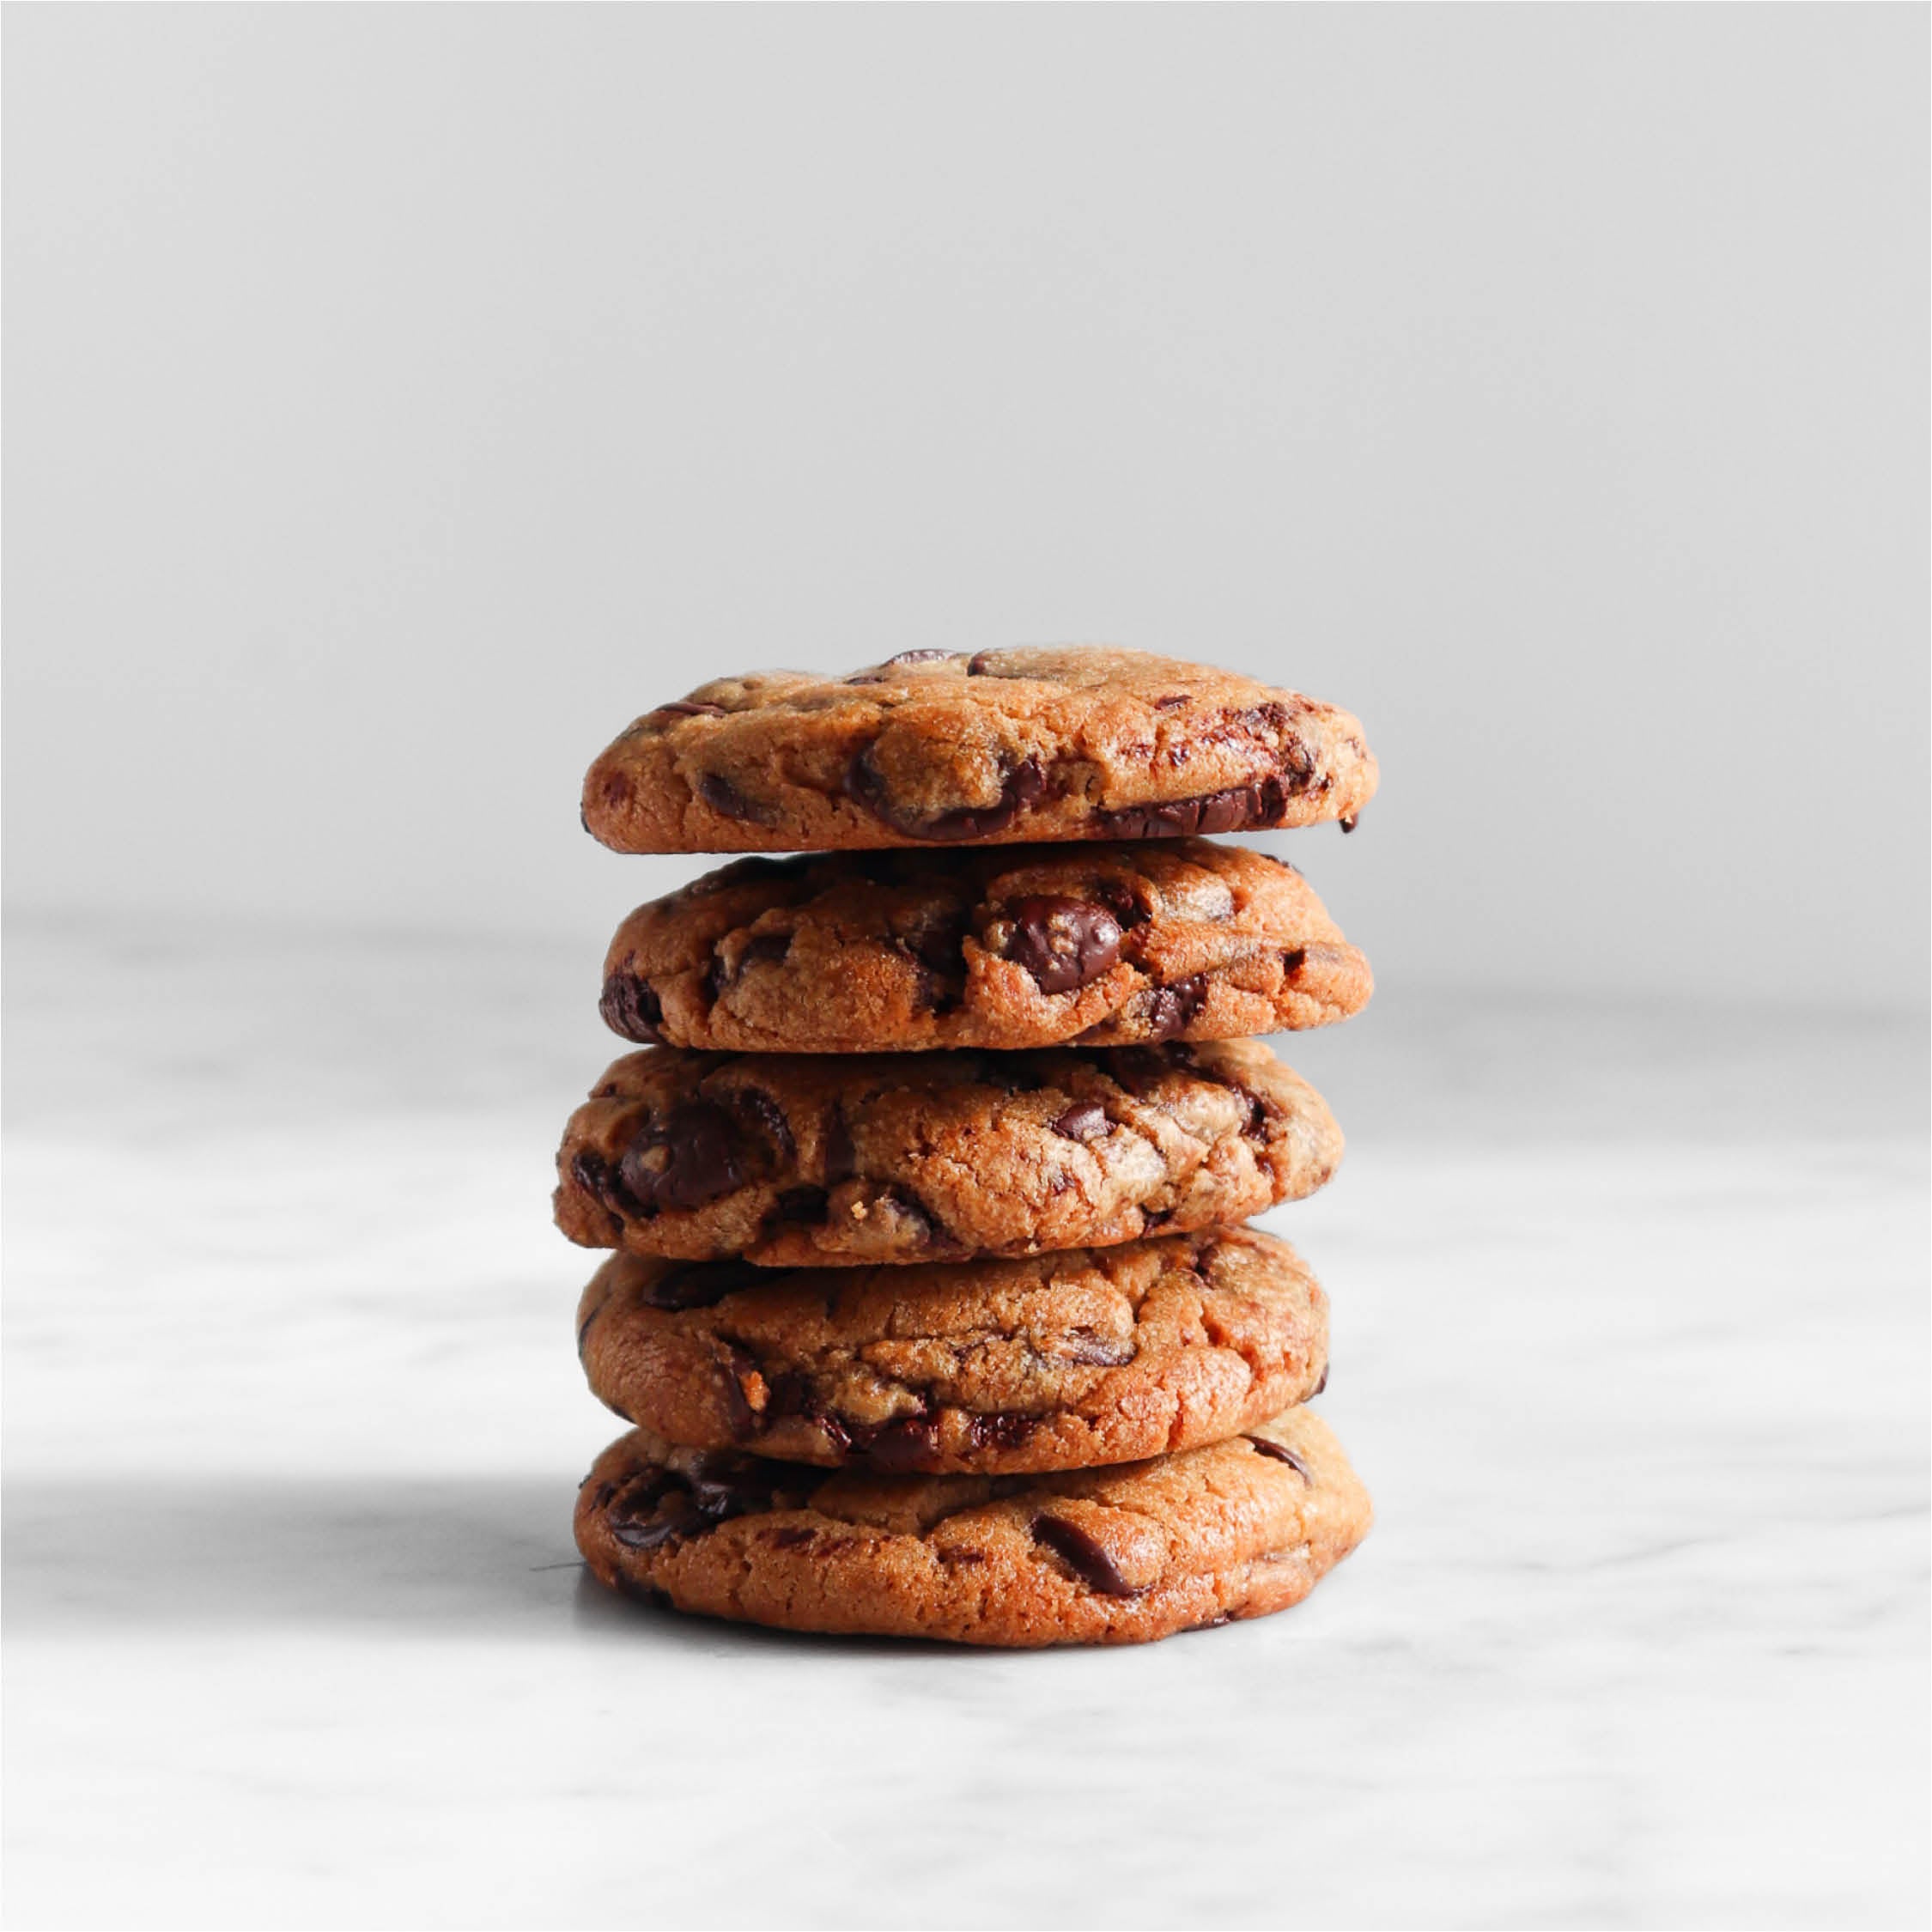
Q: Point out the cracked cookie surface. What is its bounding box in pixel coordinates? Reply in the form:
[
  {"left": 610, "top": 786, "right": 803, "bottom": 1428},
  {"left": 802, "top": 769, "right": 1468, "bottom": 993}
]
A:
[
  {"left": 600, "top": 838, "right": 1370, "bottom": 1054},
  {"left": 574, "top": 1226, "right": 1329, "bottom": 1474},
  {"left": 581, "top": 646, "right": 1376, "bottom": 854},
  {"left": 574, "top": 1401, "right": 1369, "bottom": 1645},
  {"left": 556, "top": 1040, "right": 1341, "bottom": 1267}
]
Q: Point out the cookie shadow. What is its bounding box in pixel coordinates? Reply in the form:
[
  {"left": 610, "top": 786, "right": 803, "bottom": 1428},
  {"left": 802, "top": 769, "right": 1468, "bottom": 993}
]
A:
[
  {"left": 3, "top": 1473, "right": 581, "bottom": 1637},
  {"left": 3, "top": 1473, "right": 1019, "bottom": 1656}
]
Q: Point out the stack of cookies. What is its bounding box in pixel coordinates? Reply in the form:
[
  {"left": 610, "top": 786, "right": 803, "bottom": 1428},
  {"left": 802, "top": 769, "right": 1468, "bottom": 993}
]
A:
[{"left": 557, "top": 647, "right": 1377, "bottom": 1646}]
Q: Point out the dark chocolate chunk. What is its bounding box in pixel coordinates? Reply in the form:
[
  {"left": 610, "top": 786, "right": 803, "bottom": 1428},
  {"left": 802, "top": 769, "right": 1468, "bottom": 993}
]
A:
[
  {"left": 606, "top": 1473, "right": 707, "bottom": 1551},
  {"left": 697, "top": 771, "right": 772, "bottom": 824},
  {"left": 571, "top": 1151, "right": 641, "bottom": 1218},
  {"left": 845, "top": 648, "right": 957, "bottom": 683},
  {"left": 767, "top": 1525, "right": 817, "bottom": 1551},
  {"left": 965, "top": 1412, "right": 1038, "bottom": 1453},
  {"left": 653, "top": 700, "right": 726, "bottom": 718},
  {"left": 1312, "top": 1363, "right": 1328, "bottom": 1396},
  {"left": 732, "top": 1086, "right": 794, "bottom": 1162},
  {"left": 1141, "top": 973, "right": 1208, "bottom": 1040},
  {"left": 1281, "top": 946, "right": 1307, "bottom": 976},
  {"left": 1246, "top": 1436, "right": 1313, "bottom": 1482},
  {"left": 639, "top": 1259, "right": 769, "bottom": 1310},
  {"left": 1030, "top": 1515, "right": 1143, "bottom": 1596},
  {"left": 771, "top": 1186, "right": 829, "bottom": 1224},
  {"left": 599, "top": 973, "right": 665, "bottom": 1043},
  {"left": 1050, "top": 1101, "right": 1109, "bottom": 1142},
  {"left": 1000, "top": 896, "right": 1122, "bottom": 994},
  {"left": 907, "top": 909, "right": 969, "bottom": 975},
  {"left": 621, "top": 1101, "right": 747, "bottom": 1213},
  {"left": 856, "top": 1413, "right": 945, "bottom": 1473},
  {"left": 1152, "top": 693, "right": 1191, "bottom": 709},
  {"left": 1093, "top": 778, "right": 1291, "bottom": 841},
  {"left": 1061, "top": 1327, "right": 1136, "bottom": 1367},
  {"left": 842, "top": 749, "right": 1047, "bottom": 841},
  {"left": 1093, "top": 878, "right": 1151, "bottom": 928},
  {"left": 1340, "top": 814, "right": 1358, "bottom": 834}
]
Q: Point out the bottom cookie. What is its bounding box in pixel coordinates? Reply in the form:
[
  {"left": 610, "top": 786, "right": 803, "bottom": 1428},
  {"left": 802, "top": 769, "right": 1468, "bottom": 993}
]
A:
[{"left": 574, "top": 1405, "right": 1370, "bottom": 1647}]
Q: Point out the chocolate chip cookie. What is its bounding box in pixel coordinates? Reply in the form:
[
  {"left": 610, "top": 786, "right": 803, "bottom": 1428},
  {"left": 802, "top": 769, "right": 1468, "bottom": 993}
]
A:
[
  {"left": 599, "top": 839, "right": 1370, "bottom": 1054},
  {"left": 556, "top": 1040, "right": 1340, "bottom": 1267},
  {"left": 574, "top": 1226, "right": 1330, "bottom": 1473},
  {"left": 574, "top": 1402, "right": 1369, "bottom": 1645},
  {"left": 581, "top": 647, "right": 1376, "bottom": 854}
]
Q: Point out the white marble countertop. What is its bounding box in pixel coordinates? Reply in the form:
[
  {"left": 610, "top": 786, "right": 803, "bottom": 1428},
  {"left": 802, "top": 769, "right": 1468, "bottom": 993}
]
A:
[{"left": 6, "top": 918, "right": 1926, "bottom": 1929}]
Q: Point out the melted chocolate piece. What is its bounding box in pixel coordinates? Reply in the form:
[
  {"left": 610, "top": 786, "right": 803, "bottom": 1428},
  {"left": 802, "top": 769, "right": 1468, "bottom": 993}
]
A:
[
  {"left": 854, "top": 1413, "right": 945, "bottom": 1473},
  {"left": 605, "top": 1473, "right": 705, "bottom": 1551},
  {"left": 763, "top": 1184, "right": 820, "bottom": 1226},
  {"left": 1030, "top": 1515, "right": 1143, "bottom": 1596},
  {"left": 571, "top": 1151, "right": 640, "bottom": 1218},
  {"left": 605, "top": 1450, "right": 817, "bottom": 1553},
  {"left": 1281, "top": 946, "right": 1307, "bottom": 976},
  {"left": 842, "top": 749, "right": 1047, "bottom": 841},
  {"left": 654, "top": 700, "right": 726, "bottom": 718},
  {"left": 621, "top": 1101, "right": 748, "bottom": 1213},
  {"left": 698, "top": 772, "right": 772, "bottom": 824},
  {"left": 1141, "top": 974, "right": 1208, "bottom": 1041},
  {"left": 599, "top": 973, "right": 665, "bottom": 1044},
  {"left": 732, "top": 1086, "right": 794, "bottom": 1162},
  {"left": 907, "top": 909, "right": 969, "bottom": 975},
  {"left": 1152, "top": 693, "right": 1191, "bottom": 710},
  {"left": 965, "top": 1412, "right": 1038, "bottom": 1453},
  {"left": 846, "top": 648, "right": 957, "bottom": 683},
  {"left": 767, "top": 1525, "right": 817, "bottom": 1551},
  {"left": 1246, "top": 1436, "right": 1313, "bottom": 1483},
  {"left": 1092, "top": 878, "right": 1152, "bottom": 929},
  {"left": 1061, "top": 1327, "right": 1136, "bottom": 1367},
  {"left": 1000, "top": 896, "right": 1122, "bottom": 994},
  {"left": 639, "top": 1259, "right": 769, "bottom": 1310},
  {"left": 1094, "top": 778, "right": 1292, "bottom": 840},
  {"left": 1051, "top": 1101, "right": 1109, "bottom": 1142}
]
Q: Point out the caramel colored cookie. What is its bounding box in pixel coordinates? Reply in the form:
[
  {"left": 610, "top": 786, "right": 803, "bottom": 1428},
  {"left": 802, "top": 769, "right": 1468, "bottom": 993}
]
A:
[
  {"left": 599, "top": 839, "right": 1370, "bottom": 1054},
  {"left": 555, "top": 1040, "right": 1340, "bottom": 1267},
  {"left": 574, "top": 1227, "right": 1330, "bottom": 1473},
  {"left": 581, "top": 647, "right": 1376, "bottom": 854},
  {"left": 574, "top": 1403, "right": 1370, "bottom": 1645}
]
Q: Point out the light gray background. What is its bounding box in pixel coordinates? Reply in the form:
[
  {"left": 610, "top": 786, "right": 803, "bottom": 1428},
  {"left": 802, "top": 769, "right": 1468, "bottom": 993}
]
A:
[{"left": 5, "top": 3, "right": 1927, "bottom": 1006}]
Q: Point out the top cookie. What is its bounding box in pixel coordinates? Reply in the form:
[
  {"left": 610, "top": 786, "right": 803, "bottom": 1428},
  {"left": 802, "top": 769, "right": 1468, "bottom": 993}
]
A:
[{"left": 581, "top": 647, "right": 1376, "bottom": 854}]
